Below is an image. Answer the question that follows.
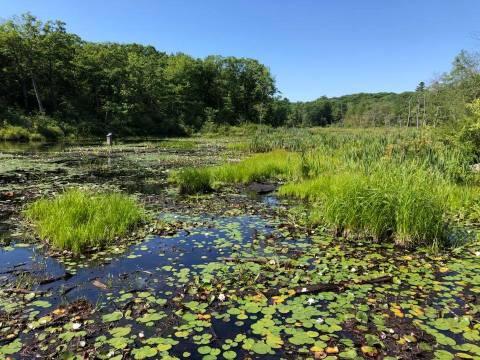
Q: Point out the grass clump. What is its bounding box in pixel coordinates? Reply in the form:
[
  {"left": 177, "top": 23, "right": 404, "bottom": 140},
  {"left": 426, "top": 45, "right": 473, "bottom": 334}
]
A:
[
  {"left": 25, "top": 189, "right": 144, "bottom": 253},
  {"left": 170, "top": 150, "right": 301, "bottom": 194},
  {"left": 171, "top": 167, "right": 213, "bottom": 194},
  {"left": 213, "top": 150, "right": 301, "bottom": 183},
  {"left": 280, "top": 166, "right": 447, "bottom": 247}
]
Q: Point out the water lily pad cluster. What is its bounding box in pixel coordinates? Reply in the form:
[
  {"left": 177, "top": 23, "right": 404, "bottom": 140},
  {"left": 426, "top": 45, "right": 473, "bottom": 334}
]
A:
[{"left": 1, "top": 211, "right": 479, "bottom": 359}]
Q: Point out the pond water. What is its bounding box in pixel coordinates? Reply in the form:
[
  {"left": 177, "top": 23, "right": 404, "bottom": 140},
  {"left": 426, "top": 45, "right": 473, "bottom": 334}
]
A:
[{"left": 0, "top": 141, "right": 480, "bottom": 359}]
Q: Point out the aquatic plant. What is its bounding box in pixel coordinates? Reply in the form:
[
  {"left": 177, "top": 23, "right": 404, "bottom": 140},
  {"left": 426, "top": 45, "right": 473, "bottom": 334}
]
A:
[
  {"left": 170, "top": 150, "right": 301, "bottom": 193},
  {"left": 213, "top": 150, "right": 301, "bottom": 184},
  {"left": 156, "top": 139, "right": 197, "bottom": 149},
  {"left": 245, "top": 127, "right": 475, "bottom": 183},
  {"left": 171, "top": 167, "right": 213, "bottom": 194},
  {"left": 280, "top": 165, "right": 447, "bottom": 247},
  {"left": 25, "top": 189, "right": 145, "bottom": 253}
]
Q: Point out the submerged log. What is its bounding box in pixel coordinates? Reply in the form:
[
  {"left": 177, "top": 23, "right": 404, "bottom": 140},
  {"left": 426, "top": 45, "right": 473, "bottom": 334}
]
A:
[
  {"left": 223, "top": 257, "right": 301, "bottom": 268},
  {"left": 267, "top": 275, "right": 393, "bottom": 297},
  {"left": 246, "top": 182, "right": 276, "bottom": 194},
  {"left": 2, "top": 288, "right": 46, "bottom": 295},
  {"left": 39, "top": 272, "right": 73, "bottom": 285}
]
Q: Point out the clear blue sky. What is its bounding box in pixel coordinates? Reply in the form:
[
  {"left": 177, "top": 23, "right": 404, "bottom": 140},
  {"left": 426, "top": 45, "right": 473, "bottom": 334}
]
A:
[{"left": 1, "top": 0, "right": 479, "bottom": 101}]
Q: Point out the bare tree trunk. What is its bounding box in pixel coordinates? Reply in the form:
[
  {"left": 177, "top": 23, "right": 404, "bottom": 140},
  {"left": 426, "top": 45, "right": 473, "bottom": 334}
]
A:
[
  {"left": 32, "top": 76, "right": 44, "bottom": 114},
  {"left": 433, "top": 106, "right": 440, "bottom": 128},
  {"left": 416, "top": 98, "right": 420, "bottom": 129},
  {"left": 422, "top": 94, "right": 427, "bottom": 126},
  {"left": 407, "top": 98, "right": 412, "bottom": 127}
]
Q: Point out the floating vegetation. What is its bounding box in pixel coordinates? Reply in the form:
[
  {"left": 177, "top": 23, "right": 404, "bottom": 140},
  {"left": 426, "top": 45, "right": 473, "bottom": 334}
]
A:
[{"left": 1, "top": 213, "right": 480, "bottom": 359}]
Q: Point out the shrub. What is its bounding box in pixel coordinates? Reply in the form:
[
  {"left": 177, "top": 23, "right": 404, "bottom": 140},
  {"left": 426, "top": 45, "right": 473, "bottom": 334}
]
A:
[
  {"left": 0, "top": 126, "right": 30, "bottom": 141},
  {"left": 25, "top": 189, "right": 145, "bottom": 253},
  {"left": 37, "top": 124, "right": 65, "bottom": 141},
  {"left": 458, "top": 121, "right": 480, "bottom": 162},
  {"left": 29, "top": 132, "right": 46, "bottom": 142}
]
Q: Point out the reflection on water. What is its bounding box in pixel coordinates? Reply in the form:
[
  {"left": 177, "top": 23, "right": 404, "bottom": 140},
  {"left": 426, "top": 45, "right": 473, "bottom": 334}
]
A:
[
  {"left": 0, "top": 140, "right": 107, "bottom": 154},
  {"left": 0, "top": 141, "right": 66, "bottom": 154}
]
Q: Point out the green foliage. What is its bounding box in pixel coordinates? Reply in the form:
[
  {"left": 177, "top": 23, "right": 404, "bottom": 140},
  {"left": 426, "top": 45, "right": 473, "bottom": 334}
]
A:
[
  {"left": 37, "top": 124, "right": 65, "bottom": 141},
  {"left": 25, "top": 189, "right": 145, "bottom": 253},
  {"left": 281, "top": 165, "right": 447, "bottom": 247},
  {"left": 0, "top": 14, "right": 280, "bottom": 138},
  {"left": 248, "top": 127, "right": 316, "bottom": 152},
  {"left": 0, "top": 125, "right": 30, "bottom": 141},
  {"left": 458, "top": 99, "right": 480, "bottom": 161},
  {"left": 199, "top": 123, "right": 272, "bottom": 138},
  {"left": 29, "top": 132, "right": 46, "bottom": 142},
  {"left": 213, "top": 150, "right": 301, "bottom": 183},
  {"left": 0, "top": 13, "right": 478, "bottom": 138},
  {"left": 170, "top": 151, "right": 301, "bottom": 194},
  {"left": 245, "top": 127, "right": 475, "bottom": 183},
  {"left": 171, "top": 167, "right": 213, "bottom": 195},
  {"left": 289, "top": 51, "right": 480, "bottom": 128}
]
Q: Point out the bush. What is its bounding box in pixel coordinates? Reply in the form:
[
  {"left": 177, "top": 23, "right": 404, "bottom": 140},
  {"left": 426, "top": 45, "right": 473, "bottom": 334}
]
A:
[
  {"left": 0, "top": 125, "right": 30, "bottom": 141},
  {"left": 25, "top": 189, "right": 145, "bottom": 253},
  {"left": 37, "top": 124, "right": 65, "bottom": 141},
  {"left": 458, "top": 121, "right": 480, "bottom": 161},
  {"left": 29, "top": 132, "right": 46, "bottom": 142}
]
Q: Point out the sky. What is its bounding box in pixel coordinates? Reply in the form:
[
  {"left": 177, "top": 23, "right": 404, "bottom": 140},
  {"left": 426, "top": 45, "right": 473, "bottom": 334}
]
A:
[{"left": 1, "top": 0, "right": 479, "bottom": 101}]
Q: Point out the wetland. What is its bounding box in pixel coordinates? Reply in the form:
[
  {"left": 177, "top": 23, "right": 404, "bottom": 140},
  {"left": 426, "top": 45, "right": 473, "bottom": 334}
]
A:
[{"left": 1, "top": 130, "right": 480, "bottom": 360}]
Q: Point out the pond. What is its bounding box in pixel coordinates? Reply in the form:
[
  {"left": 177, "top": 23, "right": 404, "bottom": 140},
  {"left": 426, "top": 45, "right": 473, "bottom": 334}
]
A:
[{"left": 1, "top": 140, "right": 480, "bottom": 359}]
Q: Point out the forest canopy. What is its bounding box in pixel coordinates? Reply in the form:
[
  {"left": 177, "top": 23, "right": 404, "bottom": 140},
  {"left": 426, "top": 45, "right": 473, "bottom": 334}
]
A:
[{"left": 1, "top": 13, "right": 479, "bottom": 138}]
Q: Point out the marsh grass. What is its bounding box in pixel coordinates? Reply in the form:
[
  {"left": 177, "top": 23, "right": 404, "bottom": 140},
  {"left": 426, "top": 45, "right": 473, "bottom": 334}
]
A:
[
  {"left": 443, "top": 184, "right": 480, "bottom": 223},
  {"left": 171, "top": 167, "right": 213, "bottom": 194},
  {"left": 246, "top": 127, "right": 474, "bottom": 182},
  {"left": 170, "top": 127, "right": 478, "bottom": 247},
  {"left": 170, "top": 150, "right": 301, "bottom": 194},
  {"left": 213, "top": 150, "right": 301, "bottom": 183},
  {"left": 25, "top": 189, "right": 145, "bottom": 253},
  {"left": 280, "top": 165, "right": 447, "bottom": 246},
  {"left": 157, "top": 139, "right": 197, "bottom": 149}
]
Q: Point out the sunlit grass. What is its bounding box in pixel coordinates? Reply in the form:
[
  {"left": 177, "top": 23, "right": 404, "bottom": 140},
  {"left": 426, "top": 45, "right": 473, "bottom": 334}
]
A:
[
  {"left": 25, "top": 189, "right": 145, "bottom": 253},
  {"left": 213, "top": 150, "right": 301, "bottom": 183},
  {"left": 170, "top": 127, "right": 479, "bottom": 248},
  {"left": 170, "top": 167, "right": 213, "bottom": 194},
  {"left": 280, "top": 165, "right": 448, "bottom": 247},
  {"left": 169, "top": 150, "right": 301, "bottom": 194}
]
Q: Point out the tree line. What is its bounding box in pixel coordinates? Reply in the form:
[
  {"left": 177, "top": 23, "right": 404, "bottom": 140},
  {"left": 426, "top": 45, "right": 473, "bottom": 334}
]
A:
[
  {"left": 290, "top": 54, "right": 480, "bottom": 128},
  {"left": 1, "top": 14, "right": 479, "bottom": 139},
  {"left": 0, "top": 14, "right": 283, "bottom": 137}
]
